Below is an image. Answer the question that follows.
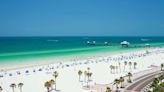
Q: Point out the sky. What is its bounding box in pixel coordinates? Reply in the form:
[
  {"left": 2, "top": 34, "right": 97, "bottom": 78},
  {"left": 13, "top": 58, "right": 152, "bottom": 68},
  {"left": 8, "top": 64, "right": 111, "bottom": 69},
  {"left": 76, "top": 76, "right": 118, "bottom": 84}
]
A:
[{"left": 0, "top": 0, "right": 164, "bottom": 36}]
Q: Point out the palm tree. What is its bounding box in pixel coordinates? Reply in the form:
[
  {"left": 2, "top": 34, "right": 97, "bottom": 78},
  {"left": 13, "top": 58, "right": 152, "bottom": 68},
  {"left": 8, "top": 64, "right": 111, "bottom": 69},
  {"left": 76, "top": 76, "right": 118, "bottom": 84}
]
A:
[
  {"left": 10, "top": 83, "right": 16, "bottom": 92},
  {"left": 159, "top": 75, "right": 164, "bottom": 83},
  {"left": 84, "top": 71, "right": 87, "bottom": 82},
  {"left": 127, "top": 72, "right": 132, "bottom": 83},
  {"left": 154, "top": 78, "right": 159, "bottom": 84},
  {"left": 86, "top": 72, "right": 89, "bottom": 88},
  {"left": 150, "top": 78, "right": 159, "bottom": 92},
  {"left": 0, "top": 86, "right": 2, "bottom": 92},
  {"left": 18, "top": 83, "right": 24, "bottom": 92},
  {"left": 119, "top": 77, "right": 125, "bottom": 88},
  {"left": 44, "top": 81, "right": 51, "bottom": 92},
  {"left": 78, "top": 70, "right": 83, "bottom": 82},
  {"left": 89, "top": 72, "right": 92, "bottom": 81},
  {"left": 118, "top": 62, "right": 121, "bottom": 72},
  {"left": 150, "top": 82, "right": 157, "bottom": 92},
  {"left": 53, "top": 71, "right": 58, "bottom": 90},
  {"left": 161, "top": 63, "right": 164, "bottom": 71},
  {"left": 86, "top": 72, "right": 92, "bottom": 88},
  {"left": 87, "top": 67, "right": 90, "bottom": 73},
  {"left": 134, "top": 62, "right": 137, "bottom": 69},
  {"left": 124, "top": 61, "right": 127, "bottom": 71},
  {"left": 106, "top": 86, "right": 112, "bottom": 92},
  {"left": 50, "top": 79, "right": 55, "bottom": 90},
  {"left": 116, "top": 66, "right": 118, "bottom": 73},
  {"left": 110, "top": 65, "right": 113, "bottom": 73},
  {"left": 128, "top": 62, "right": 132, "bottom": 71},
  {"left": 113, "top": 66, "right": 115, "bottom": 74},
  {"left": 114, "top": 79, "right": 120, "bottom": 91}
]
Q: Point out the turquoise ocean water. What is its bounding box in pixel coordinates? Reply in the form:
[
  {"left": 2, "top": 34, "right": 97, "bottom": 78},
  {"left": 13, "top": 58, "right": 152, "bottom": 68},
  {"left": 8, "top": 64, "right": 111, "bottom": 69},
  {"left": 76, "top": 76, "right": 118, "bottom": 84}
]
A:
[{"left": 0, "top": 36, "right": 164, "bottom": 64}]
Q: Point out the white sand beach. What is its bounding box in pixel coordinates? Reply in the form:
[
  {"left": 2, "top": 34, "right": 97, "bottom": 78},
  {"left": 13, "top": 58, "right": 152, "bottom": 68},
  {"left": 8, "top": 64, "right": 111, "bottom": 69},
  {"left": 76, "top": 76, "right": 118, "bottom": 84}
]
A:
[{"left": 0, "top": 47, "right": 164, "bottom": 92}]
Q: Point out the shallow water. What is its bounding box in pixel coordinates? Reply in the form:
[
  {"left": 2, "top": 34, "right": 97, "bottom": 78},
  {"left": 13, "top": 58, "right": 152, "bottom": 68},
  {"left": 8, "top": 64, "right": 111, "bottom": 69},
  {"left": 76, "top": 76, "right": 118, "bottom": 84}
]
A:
[{"left": 0, "top": 36, "right": 164, "bottom": 63}]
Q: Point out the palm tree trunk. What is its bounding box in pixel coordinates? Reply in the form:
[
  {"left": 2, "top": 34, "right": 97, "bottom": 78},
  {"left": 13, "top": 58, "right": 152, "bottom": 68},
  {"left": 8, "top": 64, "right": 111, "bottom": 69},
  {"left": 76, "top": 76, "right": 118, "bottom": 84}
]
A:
[
  {"left": 116, "top": 84, "right": 118, "bottom": 90},
  {"left": 79, "top": 75, "right": 80, "bottom": 81},
  {"left": 87, "top": 76, "right": 89, "bottom": 88},
  {"left": 84, "top": 75, "right": 86, "bottom": 82},
  {"left": 128, "top": 76, "right": 131, "bottom": 82},
  {"left": 12, "top": 88, "right": 15, "bottom": 92},
  {"left": 47, "top": 88, "right": 50, "bottom": 92},
  {"left": 120, "top": 82, "right": 123, "bottom": 88},
  {"left": 86, "top": 81, "right": 88, "bottom": 88},
  {"left": 122, "top": 82, "right": 124, "bottom": 88},
  {"left": 55, "top": 83, "right": 56, "bottom": 90},
  {"left": 51, "top": 85, "right": 53, "bottom": 90},
  {"left": 20, "top": 87, "right": 22, "bottom": 92},
  {"left": 55, "top": 78, "right": 57, "bottom": 90},
  {"left": 116, "top": 88, "right": 118, "bottom": 92}
]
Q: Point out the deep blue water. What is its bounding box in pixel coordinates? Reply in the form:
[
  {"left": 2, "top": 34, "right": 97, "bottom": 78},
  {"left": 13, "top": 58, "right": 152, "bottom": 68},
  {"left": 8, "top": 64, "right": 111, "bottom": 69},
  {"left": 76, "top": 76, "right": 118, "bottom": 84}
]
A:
[{"left": 0, "top": 36, "right": 164, "bottom": 54}]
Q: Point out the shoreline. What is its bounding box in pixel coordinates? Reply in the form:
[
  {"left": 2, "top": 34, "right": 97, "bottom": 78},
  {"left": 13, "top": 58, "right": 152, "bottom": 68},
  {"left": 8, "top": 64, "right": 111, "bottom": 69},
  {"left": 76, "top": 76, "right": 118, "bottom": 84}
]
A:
[{"left": 0, "top": 47, "right": 156, "bottom": 71}]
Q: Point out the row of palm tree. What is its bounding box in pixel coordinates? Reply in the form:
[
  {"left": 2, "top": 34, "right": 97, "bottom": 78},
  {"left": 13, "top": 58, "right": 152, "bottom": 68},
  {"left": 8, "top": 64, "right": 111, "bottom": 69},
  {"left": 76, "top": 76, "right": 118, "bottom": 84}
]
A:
[
  {"left": 109, "top": 65, "right": 119, "bottom": 74},
  {"left": 78, "top": 67, "right": 93, "bottom": 88},
  {"left": 110, "top": 61, "right": 137, "bottom": 74},
  {"left": 113, "top": 72, "right": 133, "bottom": 92},
  {"left": 123, "top": 61, "right": 137, "bottom": 71},
  {"left": 149, "top": 75, "right": 164, "bottom": 92},
  {"left": 113, "top": 76, "right": 126, "bottom": 91},
  {"left": 10, "top": 83, "right": 24, "bottom": 92}
]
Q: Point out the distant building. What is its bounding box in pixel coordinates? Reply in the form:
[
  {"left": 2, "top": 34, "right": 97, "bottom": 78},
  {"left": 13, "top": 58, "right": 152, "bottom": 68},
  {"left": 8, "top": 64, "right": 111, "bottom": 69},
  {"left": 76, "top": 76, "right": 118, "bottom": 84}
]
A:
[
  {"left": 145, "top": 43, "right": 151, "bottom": 47},
  {"left": 86, "top": 41, "right": 96, "bottom": 45},
  {"left": 120, "top": 41, "right": 130, "bottom": 47}
]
